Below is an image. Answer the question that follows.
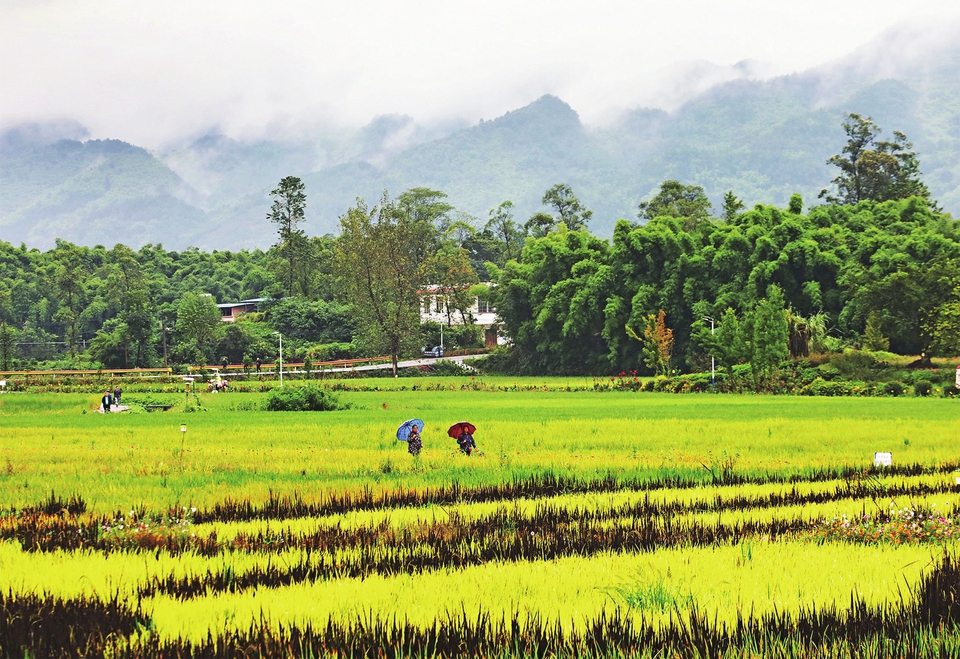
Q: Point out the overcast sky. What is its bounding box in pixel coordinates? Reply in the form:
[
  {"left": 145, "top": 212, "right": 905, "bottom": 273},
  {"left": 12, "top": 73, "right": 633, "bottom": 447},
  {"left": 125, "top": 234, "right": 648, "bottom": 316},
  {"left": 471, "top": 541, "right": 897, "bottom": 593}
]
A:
[{"left": 2, "top": 0, "right": 958, "bottom": 147}]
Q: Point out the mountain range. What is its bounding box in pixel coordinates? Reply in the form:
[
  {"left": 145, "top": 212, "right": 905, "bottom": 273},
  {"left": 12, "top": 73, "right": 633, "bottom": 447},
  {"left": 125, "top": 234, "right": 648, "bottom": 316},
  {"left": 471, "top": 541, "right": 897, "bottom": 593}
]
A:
[{"left": 2, "top": 25, "right": 958, "bottom": 251}]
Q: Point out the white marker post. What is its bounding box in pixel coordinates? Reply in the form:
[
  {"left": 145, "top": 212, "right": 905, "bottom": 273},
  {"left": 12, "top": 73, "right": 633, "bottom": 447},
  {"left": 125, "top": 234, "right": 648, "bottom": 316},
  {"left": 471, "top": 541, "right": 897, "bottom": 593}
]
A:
[
  {"left": 179, "top": 424, "right": 187, "bottom": 471},
  {"left": 874, "top": 452, "right": 892, "bottom": 468}
]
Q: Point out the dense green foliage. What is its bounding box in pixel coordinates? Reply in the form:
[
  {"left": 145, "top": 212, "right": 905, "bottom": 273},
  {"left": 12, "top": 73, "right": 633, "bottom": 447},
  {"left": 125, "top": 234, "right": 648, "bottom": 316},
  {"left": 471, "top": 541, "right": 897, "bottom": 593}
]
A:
[
  {"left": 0, "top": 239, "right": 350, "bottom": 369},
  {"left": 491, "top": 196, "right": 960, "bottom": 375},
  {"left": 4, "top": 187, "right": 958, "bottom": 378}
]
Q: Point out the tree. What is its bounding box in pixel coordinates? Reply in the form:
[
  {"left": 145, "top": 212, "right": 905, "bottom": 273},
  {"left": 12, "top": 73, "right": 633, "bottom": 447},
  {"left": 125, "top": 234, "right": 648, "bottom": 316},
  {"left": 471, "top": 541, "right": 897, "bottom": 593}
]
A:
[
  {"left": 88, "top": 319, "right": 127, "bottom": 367},
  {"left": 524, "top": 212, "right": 557, "bottom": 239},
  {"left": 105, "top": 245, "right": 154, "bottom": 367},
  {"left": 0, "top": 323, "right": 12, "bottom": 370},
  {"left": 788, "top": 193, "right": 804, "bottom": 215},
  {"left": 484, "top": 201, "right": 525, "bottom": 265},
  {"left": 925, "top": 283, "right": 960, "bottom": 358},
  {"left": 51, "top": 242, "right": 87, "bottom": 357},
  {"left": 0, "top": 289, "right": 12, "bottom": 370},
  {"left": 627, "top": 309, "right": 673, "bottom": 376},
  {"left": 176, "top": 293, "right": 223, "bottom": 364},
  {"left": 423, "top": 245, "right": 479, "bottom": 326},
  {"left": 638, "top": 180, "right": 713, "bottom": 226},
  {"left": 862, "top": 310, "right": 889, "bottom": 352},
  {"left": 850, "top": 256, "right": 960, "bottom": 360},
  {"left": 216, "top": 322, "right": 260, "bottom": 365},
  {"left": 693, "top": 308, "right": 746, "bottom": 374},
  {"left": 398, "top": 187, "right": 453, "bottom": 266},
  {"left": 819, "top": 114, "right": 931, "bottom": 205},
  {"left": 267, "top": 297, "right": 353, "bottom": 343},
  {"left": 337, "top": 193, "right": 422, "bottom": 377},
  {"left": 267, "top": 176, "right": 307, "bottom": 296},
  {"left": 541, "top": 183, "right": 592, "bottom": 231},
  {"left": 721, "top": 191, "right": 745, "bottom": 222},
  {"left": 749, "top": 286, "right": 789, "bottom": 391}
]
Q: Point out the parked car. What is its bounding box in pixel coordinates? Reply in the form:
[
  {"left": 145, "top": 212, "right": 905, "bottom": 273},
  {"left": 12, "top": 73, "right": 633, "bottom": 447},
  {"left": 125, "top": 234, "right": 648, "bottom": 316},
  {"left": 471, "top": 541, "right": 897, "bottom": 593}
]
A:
[{"left": 422, "top": 345, "right": 444, "bottom": 358}]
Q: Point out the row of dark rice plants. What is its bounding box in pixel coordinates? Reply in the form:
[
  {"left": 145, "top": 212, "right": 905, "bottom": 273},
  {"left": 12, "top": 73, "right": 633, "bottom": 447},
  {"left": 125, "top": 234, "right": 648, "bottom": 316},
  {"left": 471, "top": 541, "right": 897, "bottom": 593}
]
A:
[
  {"left": 2, "top": 461, "right": 953, "bottom": 526},
  {"left": 192, "top": 462, "right": 960, "bottom": 524},
  {"left": 16, "top": 490, "right": 88, "bottom": 516},
  {"left": 206, "top": 478, "right": 956, "bottom": 559},
  {"left": 7, "top": 555, "right": 960, "bottom": 658},
  {"left": 139, "top": 512, "right": 811, "bottom": 598},
  {"left": 629, "top": 478, "right": 958, "bottom": 517},
  {"left": 3, "top": 474, "right": 953, "bottom": 554},
  {"left": 0, "top": 511, "right": 103, "bottom": 552},
  {"left": 0, "top": 589, "right": 147, "bottom": 658}
]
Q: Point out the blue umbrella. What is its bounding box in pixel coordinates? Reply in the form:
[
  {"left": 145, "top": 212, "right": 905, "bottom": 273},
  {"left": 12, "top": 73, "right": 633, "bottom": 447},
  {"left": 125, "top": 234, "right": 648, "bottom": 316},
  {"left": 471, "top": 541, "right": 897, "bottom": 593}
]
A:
[{"left": 397, "top": 418, "right": 425, "bottom": 442}]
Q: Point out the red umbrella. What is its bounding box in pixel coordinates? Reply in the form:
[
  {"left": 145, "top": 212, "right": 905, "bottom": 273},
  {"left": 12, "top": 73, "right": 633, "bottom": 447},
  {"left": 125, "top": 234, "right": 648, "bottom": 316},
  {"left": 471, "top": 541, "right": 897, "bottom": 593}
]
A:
[{"left": 447, "top": 421, "right": 476, "bottom": 439}]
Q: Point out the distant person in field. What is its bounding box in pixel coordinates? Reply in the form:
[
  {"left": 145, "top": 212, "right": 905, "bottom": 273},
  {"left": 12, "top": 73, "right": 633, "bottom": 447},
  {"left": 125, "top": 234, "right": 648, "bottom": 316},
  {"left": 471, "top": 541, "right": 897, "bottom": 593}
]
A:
[
  {"left": 407, "top": 425, "right": 422, "bottom": 457},
  {"left": 101, "top": 391, "right": 112, "bottom": 413},
  {"left": 113, "top": 387, "right": 122, "bottom": 405},
  {"left": 255, "top": 356, "right": 262, "bottom": 373},
  {"left": 221, "top": 356, "right": 228, "bottom": 371}
]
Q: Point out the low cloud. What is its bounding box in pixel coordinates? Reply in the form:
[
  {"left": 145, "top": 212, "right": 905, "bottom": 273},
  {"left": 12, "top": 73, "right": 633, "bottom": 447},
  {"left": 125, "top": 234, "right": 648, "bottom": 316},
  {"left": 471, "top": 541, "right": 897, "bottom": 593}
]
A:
[{"left": 1, "top": 1, "right": 958, "bottom": 147}]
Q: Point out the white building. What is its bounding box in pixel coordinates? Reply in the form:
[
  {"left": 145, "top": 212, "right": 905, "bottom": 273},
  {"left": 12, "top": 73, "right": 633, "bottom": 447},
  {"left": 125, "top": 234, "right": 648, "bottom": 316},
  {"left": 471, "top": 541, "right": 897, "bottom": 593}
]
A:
[{"left": 419, "top": 284, "right": 504, "bottom": 347}]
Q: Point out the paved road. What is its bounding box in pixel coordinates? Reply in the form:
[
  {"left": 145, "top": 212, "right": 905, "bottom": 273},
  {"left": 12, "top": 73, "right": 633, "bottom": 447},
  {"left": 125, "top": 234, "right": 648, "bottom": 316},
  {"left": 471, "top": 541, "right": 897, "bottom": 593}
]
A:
[{"left": 295, "top": 354, "right": 480, "bottom": 375}]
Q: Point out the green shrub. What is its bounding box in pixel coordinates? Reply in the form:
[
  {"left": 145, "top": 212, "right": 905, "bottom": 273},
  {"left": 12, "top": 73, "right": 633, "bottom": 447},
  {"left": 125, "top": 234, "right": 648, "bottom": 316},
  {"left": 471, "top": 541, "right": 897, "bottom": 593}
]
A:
[
  {"left": 914, "top": 380, "right": 933, "bottom": 397},
  {"left": 799, "top": 377, "right": 853, "bottom": 396},
  {"left": 903, "top": 369, "right": 939, "bottom": 385},
  {"left": 305, "top": 342, "right": 358, "bottom": 362},
  {"left": 263, "top": 385, "right": 347, "bottom": 411},
  {"left": 883, "top": 381, "right": 904, "bottom": 397},
  {"left": 653, "top": 376, "right": 672, "bottom": 392},
  {"left": 820, "top": 350, "right": 892, "bottom": 382}
]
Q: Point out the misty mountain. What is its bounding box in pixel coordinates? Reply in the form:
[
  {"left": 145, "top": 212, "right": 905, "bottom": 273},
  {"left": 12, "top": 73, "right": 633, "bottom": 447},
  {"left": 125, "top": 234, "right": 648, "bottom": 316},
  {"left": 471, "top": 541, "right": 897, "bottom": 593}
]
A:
[
  {"left": 0, "top": 129, "right": 206, "bottom": 247},
  {"left": 2, "top": 27, "right": 959, "bottom": 250}
]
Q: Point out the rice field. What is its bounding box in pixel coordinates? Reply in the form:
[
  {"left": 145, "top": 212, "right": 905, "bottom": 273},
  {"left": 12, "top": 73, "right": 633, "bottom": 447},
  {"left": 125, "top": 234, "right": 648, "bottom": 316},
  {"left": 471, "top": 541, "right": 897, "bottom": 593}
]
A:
[{"left": 1, "top": 379, "right": 959, "bottom": 657}]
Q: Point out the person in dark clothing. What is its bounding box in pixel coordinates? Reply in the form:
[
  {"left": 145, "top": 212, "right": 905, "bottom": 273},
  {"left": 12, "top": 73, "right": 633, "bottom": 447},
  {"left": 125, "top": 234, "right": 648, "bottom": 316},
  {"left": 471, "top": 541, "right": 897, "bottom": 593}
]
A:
[
  {"left": 221, "top": 356, "right": 228, "bottom": 371},
  {"left": 113, "top": 387, "right": 122, "bottom": 405},
  {"left": 101, "top": 392, "right": 112, "bottom": 412},
  {"left": 255, "top": 357, "right": 262, "bottom": 373},
  {"left": 407, "top": 425, "right": 422, "bottom": 457},
  {"left": 457, "top": 433, "right": 476, "bottom": 456}
]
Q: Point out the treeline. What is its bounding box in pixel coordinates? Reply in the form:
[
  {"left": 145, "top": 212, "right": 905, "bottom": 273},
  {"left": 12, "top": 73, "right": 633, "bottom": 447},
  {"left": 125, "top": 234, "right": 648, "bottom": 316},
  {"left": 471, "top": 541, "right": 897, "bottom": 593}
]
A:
[
  {"left": 0, "top": 238, "right": 350, "bottom": 369},
  {"left": 0, "top": 114, "right": 955, "bottom": 376},
  {"left": 490, "top": 194, "right": 960, "bottom": 376}
]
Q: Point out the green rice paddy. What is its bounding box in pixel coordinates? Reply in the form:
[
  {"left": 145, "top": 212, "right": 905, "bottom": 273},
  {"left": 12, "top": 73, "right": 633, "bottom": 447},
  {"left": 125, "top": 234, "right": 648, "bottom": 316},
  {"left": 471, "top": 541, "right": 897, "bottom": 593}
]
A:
[{"left": 1, "top": 379, "right": 959, "bottom": 656}]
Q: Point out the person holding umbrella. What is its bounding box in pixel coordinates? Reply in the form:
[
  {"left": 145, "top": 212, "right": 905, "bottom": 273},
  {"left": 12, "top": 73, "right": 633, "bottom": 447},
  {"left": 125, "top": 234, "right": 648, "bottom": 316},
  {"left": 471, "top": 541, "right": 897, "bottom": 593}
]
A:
[
  {"left": 397, "top": 418, "right": 425, "bottom": 458},
  {"left": 448, "top": 421, "right": 478, "bottom": 456},
  {"left": 407, "top": 425, "right": 422, "bottom": 457}
]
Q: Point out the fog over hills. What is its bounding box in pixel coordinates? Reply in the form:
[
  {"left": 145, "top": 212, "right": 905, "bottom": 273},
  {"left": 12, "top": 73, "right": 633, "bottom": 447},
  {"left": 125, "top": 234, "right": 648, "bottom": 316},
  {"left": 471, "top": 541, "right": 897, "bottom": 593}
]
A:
[{"left": 2, "top": 28, "right": 958, "bottom": 250}]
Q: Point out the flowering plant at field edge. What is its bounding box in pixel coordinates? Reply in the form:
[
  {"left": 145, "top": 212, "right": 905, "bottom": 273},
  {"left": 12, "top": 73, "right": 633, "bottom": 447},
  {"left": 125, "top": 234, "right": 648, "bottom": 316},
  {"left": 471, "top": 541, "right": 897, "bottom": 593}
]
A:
[
  {"left": 812, "top": 503, "right": 959, "bottom": 545},
  {"left": 100, "top": 507, "right": 197, "bottom": 551}
]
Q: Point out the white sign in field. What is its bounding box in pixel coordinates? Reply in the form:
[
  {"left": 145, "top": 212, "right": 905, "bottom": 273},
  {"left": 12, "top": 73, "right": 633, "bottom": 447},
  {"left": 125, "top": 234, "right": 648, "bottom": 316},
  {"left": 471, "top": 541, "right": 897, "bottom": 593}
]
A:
[{"left": 874, "top": 452, "right": 893, "bottom": 467}]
